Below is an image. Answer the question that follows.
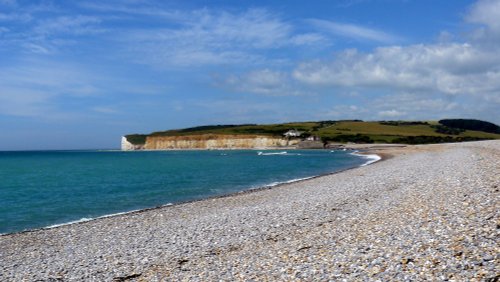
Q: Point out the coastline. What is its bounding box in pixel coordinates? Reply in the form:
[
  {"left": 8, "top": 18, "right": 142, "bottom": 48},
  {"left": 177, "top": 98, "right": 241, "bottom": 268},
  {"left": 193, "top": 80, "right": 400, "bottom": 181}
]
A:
[
  {"left": 2, "top": 149, "right": 380, "bottom": 236},
  {"left": 1, "top": 140, "right": 498, "bottom": 281}
]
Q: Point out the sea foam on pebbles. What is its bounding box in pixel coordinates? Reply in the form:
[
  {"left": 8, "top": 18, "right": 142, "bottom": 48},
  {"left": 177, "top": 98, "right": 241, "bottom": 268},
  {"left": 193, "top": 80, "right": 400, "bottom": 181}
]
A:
[{"left": 0, "top": 140, "right": 499, "bottom": 281}]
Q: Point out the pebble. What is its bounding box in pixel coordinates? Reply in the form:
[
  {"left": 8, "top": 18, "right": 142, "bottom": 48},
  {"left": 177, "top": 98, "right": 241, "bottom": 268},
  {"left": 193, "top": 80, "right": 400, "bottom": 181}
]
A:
[{"left": 0, "top": 140, "right": 499, "bottom": 281}]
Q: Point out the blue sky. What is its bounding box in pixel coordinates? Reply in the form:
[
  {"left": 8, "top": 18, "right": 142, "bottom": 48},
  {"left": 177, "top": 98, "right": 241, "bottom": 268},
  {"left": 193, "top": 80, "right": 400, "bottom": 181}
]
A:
[{"left": 1, "top": 0, "right": 499, "bottom": 150}]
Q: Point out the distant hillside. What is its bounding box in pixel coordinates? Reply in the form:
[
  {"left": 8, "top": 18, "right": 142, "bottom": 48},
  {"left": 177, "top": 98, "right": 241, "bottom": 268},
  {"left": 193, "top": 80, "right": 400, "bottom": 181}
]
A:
[
  {"left": 124, "top": 119, "right": 500, "bottom": 146},
  {"left": 439, "top": 119, "right": 500, "bottom": 134}
]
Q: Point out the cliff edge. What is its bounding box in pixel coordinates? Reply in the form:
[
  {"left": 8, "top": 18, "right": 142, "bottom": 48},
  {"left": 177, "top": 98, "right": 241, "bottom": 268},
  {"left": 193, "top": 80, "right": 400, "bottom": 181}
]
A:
[
  {"left": 121, "top": 134, "right": 298, "bottom": 150},
  {"left": 121, "top": 136, "right": 145, "bottom": 151}
]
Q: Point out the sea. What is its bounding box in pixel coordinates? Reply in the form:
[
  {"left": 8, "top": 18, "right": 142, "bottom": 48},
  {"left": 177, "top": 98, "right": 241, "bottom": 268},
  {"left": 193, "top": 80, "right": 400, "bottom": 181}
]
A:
[{"left": 0, "top": 149, "right": 377, "bottom": 234}]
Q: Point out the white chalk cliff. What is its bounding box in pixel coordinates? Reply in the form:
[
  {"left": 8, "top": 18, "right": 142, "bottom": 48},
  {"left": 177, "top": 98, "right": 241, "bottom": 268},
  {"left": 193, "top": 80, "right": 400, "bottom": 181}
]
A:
[
  {"left": 121, "top": 136, "right": 145, "bottom": 151},
  {"left": 121, "top": 134, "right": 298, "bottom": 150}
]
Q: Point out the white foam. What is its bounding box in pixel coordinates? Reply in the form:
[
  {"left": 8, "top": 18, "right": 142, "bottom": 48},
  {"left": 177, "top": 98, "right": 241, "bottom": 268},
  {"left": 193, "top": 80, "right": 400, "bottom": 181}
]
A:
[
  {"left": 259, "top": 176, "right": 316, "bottom": 189},
  {"left": 350, "top": 151, "right": 382, "bottom": 166},
  {"left": 46, "top": 217, "right": 94, "bottom": 229},
  {"left": 257, "top": 151, "right": 303, "bottom": 156},
  {"left": 41, "top": 204, "right": 176, "bottom": 231},
  {"left": 258, "top": 151, "right": 288, "bottom": 156}
]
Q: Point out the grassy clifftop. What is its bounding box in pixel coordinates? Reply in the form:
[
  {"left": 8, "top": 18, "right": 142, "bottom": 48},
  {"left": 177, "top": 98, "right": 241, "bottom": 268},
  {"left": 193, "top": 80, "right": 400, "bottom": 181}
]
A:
[{"left": 125, "top": 119, "right": 500, "bottom": 145}]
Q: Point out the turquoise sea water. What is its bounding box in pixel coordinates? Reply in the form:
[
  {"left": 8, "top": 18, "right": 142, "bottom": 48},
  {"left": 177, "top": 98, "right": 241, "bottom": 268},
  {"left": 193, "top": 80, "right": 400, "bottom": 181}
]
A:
[{"left": 0, "top": 150, "right": 370, "bottom": 234}]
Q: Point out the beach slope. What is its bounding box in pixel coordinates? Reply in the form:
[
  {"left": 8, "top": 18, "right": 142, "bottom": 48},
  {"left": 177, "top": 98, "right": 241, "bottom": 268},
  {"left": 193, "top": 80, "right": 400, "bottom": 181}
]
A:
[{"left": 1, "top": 140, "right": 498, "bottom": 281}]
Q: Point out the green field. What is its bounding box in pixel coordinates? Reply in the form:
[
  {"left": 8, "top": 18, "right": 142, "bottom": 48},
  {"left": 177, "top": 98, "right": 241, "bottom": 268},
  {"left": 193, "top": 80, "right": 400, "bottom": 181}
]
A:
[{"left": 126, "top": 119, "right": 500, "bottom": 145}]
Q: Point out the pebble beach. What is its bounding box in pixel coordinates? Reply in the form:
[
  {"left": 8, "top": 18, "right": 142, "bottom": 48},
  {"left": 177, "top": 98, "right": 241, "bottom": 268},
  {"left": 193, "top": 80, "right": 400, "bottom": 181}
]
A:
[{"left": 1, "top": 140, "right": 499, "bottom": 281}]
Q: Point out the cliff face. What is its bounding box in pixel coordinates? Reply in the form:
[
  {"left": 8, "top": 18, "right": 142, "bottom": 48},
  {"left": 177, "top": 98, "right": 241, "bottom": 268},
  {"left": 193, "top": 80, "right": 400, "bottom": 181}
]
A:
[
  {"left": 121, "top": 134, "right": 298, "bottom": 150},
  {"left": 121, "top": 136, "right": 145, "bottom": 151}
]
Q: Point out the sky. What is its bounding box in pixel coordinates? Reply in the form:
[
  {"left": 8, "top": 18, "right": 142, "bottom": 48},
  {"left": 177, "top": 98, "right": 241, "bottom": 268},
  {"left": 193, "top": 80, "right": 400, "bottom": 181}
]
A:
[{"left": 0, "top": 0, "right": 499, "bottom": 150}]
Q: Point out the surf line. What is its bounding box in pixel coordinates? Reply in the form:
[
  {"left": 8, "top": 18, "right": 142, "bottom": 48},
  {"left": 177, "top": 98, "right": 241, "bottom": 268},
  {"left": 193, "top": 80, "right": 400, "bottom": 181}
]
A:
[{"left": 350, "top": 151, "right": 382, "bottom": 166}]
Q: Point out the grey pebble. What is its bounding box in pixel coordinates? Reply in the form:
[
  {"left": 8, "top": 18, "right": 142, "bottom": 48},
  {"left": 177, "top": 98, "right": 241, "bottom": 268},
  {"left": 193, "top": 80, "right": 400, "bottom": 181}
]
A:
[{"left": 1, "top": 140, "right": 499, "bottom": 281}]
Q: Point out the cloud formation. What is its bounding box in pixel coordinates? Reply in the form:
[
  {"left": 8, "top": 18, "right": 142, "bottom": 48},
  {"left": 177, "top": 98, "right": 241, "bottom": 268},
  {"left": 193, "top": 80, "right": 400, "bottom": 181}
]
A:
[
  {"left": 94, "top": 7, "right": 298, "bottom": 67},
  {"left": 284, "top": 0, "right": 500, "bottom": 122},
  {"left": 293, "top": 43, "right": 500, "bottom": 96},
  {"left": 309, "top": 19, "right": 399, "bottom": 43},
  {"left": 198, "top": 0, "right": 499, "bottom": 123},
  {"left": 0, "top": 0, "right": 499, "bottom": 127},
  {"left": 466, "top": 0, "right": 500, "bottom": 31}
]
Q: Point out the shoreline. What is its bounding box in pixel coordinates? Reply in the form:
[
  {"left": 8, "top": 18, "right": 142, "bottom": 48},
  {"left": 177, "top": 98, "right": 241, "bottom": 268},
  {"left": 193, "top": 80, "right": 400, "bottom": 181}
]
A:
[
  {"left": 1, "top": 149, "right": 383, "bottom": 236},
  {"left": 1, "top": 140, "right": 497, "bottom": 281},
  {"left": 121, "top": 143, "right": 407, "bottom": 152}
]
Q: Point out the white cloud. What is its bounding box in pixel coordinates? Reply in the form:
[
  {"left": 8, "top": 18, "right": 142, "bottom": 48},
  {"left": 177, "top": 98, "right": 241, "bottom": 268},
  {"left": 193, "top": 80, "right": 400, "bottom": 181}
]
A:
[
  {"left": 293, "top": 43, "right": 500, "bottom": 96},
  {"left": 117, "top": 8, "right": 294, "bottom": 67},
  {"left": 371, "top": 93, "right": 470, "bottom": 121},
  {"left": 465, "top": 0, "right": 500, "bottom": 46},
  {"left": 82, "top": 4, "right": 292, "bottom": 49},
  {"left": 466, "top": 0, "right": 500, "bottom": 31},
  {"left": 437, "top": 30, "right": 455, "bottom": 43},
  {"left": 309, "top": 19, "right": 399, "bottom": 43},
  {"left": 2, "top": 0, "right": 498, "bottom": 125},
  {"left": 286, "top": 0, "right": 500, "bottom": 123},
  {"left": 22, "top": 43, "right": 51, "bottom": 54},
  {"left": 0, "top": 13, "right": 104, "bottom": 54},
  {"left": 321, "top": 94, "right": 464, "bottom": 122},
  {"left": 376, "top": 93, "right": 458, "bottom": 112},
  {"left": 197, "top": 9, "right": 292, "bottom": 49},
  {"left": 79, "top": 2, "right": 183, "bottom": 20}
]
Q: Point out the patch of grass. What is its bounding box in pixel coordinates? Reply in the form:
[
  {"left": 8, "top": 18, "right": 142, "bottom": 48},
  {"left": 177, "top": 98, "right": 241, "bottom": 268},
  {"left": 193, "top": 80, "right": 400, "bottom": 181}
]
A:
[{"left": 315, "top": 121, "right": 443, "bottom": 137}]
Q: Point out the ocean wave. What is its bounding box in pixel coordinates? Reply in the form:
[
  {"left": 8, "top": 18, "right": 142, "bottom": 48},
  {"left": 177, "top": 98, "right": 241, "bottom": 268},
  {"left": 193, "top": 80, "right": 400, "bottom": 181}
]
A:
[
  {"left": 248, "top": 176, "right": 316, "bottom": 190},
  {"left": 45, "top": 217, "right": 94, "bottom": 229},
  {"left": 350, "top": 151, "right": 382, "bottom": 166},
  {"left": 257, "top": 151, "right": 287, "bottom": 155},
  {"left": 257, "top": 151, "right": 301, "bottom": 156},
  {"left": 42, "top": 203, "right": 174, "bottom": 231}
]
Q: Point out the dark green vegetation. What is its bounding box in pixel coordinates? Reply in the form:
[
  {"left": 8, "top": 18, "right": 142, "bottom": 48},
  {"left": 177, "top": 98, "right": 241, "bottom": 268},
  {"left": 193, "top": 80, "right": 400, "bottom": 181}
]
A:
[
  {"left": 147, "top": 122, "right": 319, "bottom": 137},
  {"left": 379, "top": 121, "right": 429, "bottom": 126},
  {"left": 124, "top": 134, "right": 147, "bottom": 145},
  {"left": 125, "top": 119, "right": 500, "bottom": 145},
  {"left": 173, "top": 124, "right": 257, "bottom": 134},
  {"left": 438, "top": 119, "right": 500, "bottom": 134},
  {"left": 431, "top": 124, "right": 465, "bottom": 135}
]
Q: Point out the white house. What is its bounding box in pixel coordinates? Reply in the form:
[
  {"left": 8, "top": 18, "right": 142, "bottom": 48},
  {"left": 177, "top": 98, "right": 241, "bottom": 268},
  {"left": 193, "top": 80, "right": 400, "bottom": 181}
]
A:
[
  {"left": 284, "top": 129, "right": 302, "bottom": 137},
  {"left": 306, "top": 135, "right": 321, "bottom": 141}
]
